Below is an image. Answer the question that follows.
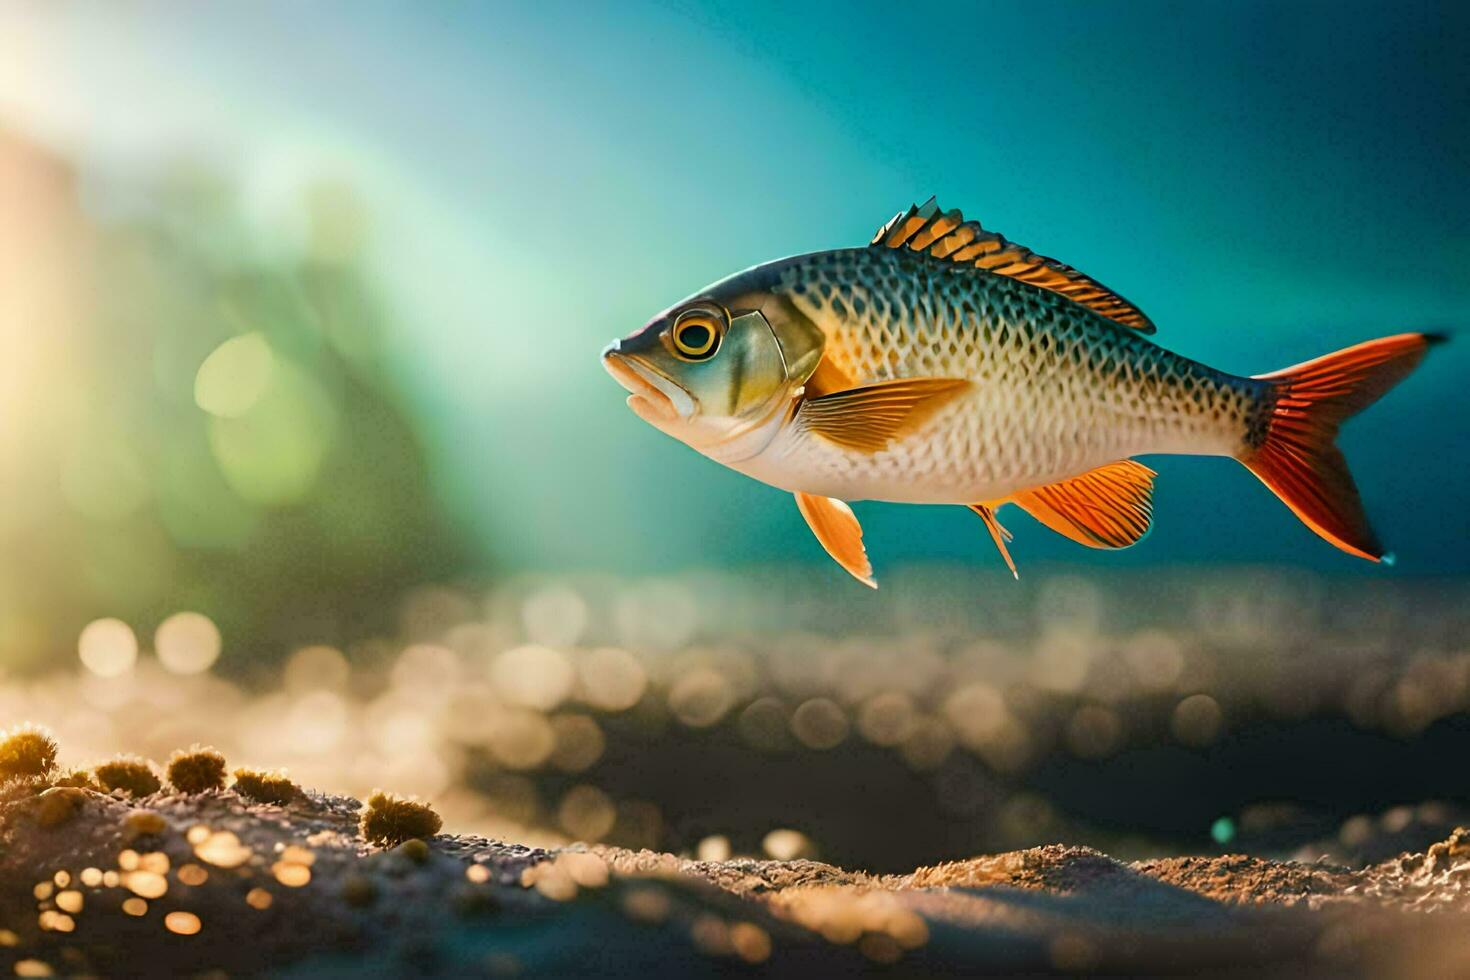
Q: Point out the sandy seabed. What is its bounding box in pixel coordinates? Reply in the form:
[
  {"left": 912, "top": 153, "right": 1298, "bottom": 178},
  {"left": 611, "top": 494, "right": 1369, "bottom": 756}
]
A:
[{"left": 1, "top": 780, "right": 1468, "bottom": 978}]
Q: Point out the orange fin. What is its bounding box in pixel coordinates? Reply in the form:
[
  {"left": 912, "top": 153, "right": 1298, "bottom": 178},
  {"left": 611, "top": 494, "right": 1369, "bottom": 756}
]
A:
[
  {"left": 871, "top": 197, "right": 1155, "bottom": 333},
  {"left": 799, "top": 377, "right": 970, "bottom": 454},
  {"left": 967, "top": 504, "right": 1019, "bottom": 579},
  {"left": 1011, "top": 460, "right": 1156, "bottom": 549},
  {"left": 795, "top": 492, "right": 877, "bottom": 588},
  {"left": 804, "top": 356, "right": 856, "bottom": 398},
  {"left": 1241, "top": 332, "right": 1443, "bottom": 562}
]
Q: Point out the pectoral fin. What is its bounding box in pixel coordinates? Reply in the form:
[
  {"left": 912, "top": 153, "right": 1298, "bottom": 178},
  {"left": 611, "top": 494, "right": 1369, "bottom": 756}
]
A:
[
  {"left": 799, "top": 378, "right": 971, "bottom": 454},
  {"left": 1011, "top": 460, "right": 1156, "bottom": 549},
  {"left": 795, "top": 492, "right": 876, "bottom": 588},
  {"left": 967, "top": 504, "right": 1019, "bottom": 579}
]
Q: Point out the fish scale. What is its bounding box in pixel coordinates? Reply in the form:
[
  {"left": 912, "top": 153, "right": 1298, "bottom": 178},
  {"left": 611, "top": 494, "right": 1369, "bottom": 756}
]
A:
[{"left": 760, "top": 247, "right": 1259, "bottom": 503}]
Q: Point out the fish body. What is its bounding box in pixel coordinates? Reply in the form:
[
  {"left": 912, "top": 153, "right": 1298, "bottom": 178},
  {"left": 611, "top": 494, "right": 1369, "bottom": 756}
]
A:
[
  {"left": 603, "top": 198, "right": 1440, "bottom": 585},
  {"left": 721, "top": 245, "right": 1261, "bottom": 505}
]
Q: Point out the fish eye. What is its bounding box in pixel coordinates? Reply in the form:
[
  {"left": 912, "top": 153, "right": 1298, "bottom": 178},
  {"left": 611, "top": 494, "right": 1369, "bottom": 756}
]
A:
[{"left": 670, "top": 310, "right": 722, "bottom": 361}]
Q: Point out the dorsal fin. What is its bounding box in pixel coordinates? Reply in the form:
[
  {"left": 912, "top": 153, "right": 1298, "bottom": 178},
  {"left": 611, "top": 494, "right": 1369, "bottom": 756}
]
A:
[
  {"left": 1010, "top": 460, "right": 1156, "bottom": 549},
  {"left": 871, "top": 197, "right": 1156, "bottom": 334}
]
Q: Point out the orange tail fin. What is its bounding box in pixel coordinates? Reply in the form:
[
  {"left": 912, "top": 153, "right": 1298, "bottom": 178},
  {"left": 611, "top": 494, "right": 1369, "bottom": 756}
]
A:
[{"left": 1240, "top": 332, "right": 1443, "bottom": 562}]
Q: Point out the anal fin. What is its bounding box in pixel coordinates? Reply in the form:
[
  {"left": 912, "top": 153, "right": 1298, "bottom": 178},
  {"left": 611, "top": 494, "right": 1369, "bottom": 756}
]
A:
[
  {"left": 1010, "top": 460, "right": 1156, "bottom": 549},
  {"left": 967, "top": 504, "right": 1019, "bottom": 579},
  {"left": 795, "top": 492, "right": 877, "bottom": 588}
]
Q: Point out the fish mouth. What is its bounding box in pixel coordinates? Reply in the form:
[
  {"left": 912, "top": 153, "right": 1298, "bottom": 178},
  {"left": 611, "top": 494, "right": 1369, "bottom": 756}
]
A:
[{"left": 601, "top": 343, "right": 694, "bottom": 425}]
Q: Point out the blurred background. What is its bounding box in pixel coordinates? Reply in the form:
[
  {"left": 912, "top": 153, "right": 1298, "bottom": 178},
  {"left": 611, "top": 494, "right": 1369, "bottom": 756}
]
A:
[{"left": 0, "top": 0, "right": 1466, "bottom": 872}]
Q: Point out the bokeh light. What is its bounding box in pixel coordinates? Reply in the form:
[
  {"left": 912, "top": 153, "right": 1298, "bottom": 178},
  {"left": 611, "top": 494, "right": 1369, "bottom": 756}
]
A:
[
  {"left": 78, "top": 618, "right": 137, "bottom": 677},
  {"left": 194, "top": 333, "right": 275, "bottom": 419},
  {"left": 154, "top": 612, "right": 222, "bottom": 674}
]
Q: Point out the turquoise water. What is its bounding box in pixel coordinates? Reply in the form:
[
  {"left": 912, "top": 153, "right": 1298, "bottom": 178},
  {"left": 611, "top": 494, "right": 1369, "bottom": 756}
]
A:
[{"left": 8, "top": 0, "right": 1466, "bottom": 577}]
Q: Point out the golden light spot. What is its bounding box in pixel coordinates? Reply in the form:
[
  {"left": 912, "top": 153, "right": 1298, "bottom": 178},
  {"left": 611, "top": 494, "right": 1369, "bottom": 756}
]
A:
[
  {"left": 51, "top": 871, "right": 69, "bottom": 888},
  {"left": 155, "top": 612, "right": 222, "bottom": 674},
  {"left": 668, "top": 669, "right": 735, "bottom": 728},
  {"left": 1031, "top": 627, "right": 1094, "bottom": 693},
  {"left": 1171, "top": 693, "right": 1224, "bottom": 747},
  {"left": 102, "top": 871, "right": 120, "bottom": 888},
  {"left": 533, "top": 870, "right": 577, "bottom": 902},
  {"left": 278, "top": 845, "right": 315, "bottom": 866},
  {"left": 577, "top": 647, "right": 647, "bottom": 711},
  {"left": 177, "top": 864, "right": 208, "bottom": 886},
  {"left": 548, "top": 713, "right": 605, "bottom": 772},
  {"left": 689, "top": 915, "right": 731, "bottom": 956},
  {"left": 521, "top": 585, "right": 589, "bottom": 647},
  {"left": 272, "top": 862, "right": 311, "bottom": 888},
  {"left": 1123, "top": 629, "right": 1185, "bottom": 692},
  {"left": 557, "top": 785, "right": 616, "bottom": 842},
  {"left": 118, "top": 850, "right": 140, "bottom": 871},
  {"left": 942, "top": 683, "right": 1009, "bottom": 748},
  {"left": 14, "top": 959, "right": 53, "bottom": 977},
  {"left": 888, "top": 910, "right": 929, "bottom": 949},
  {"left": 39, "top": 912, "right": 73, "bottom": 934},
  {"left": 491, "top": 644, "right": 575, "bottom": 711},
  {"left": 140, "top": 851, "right": 170, "bottom": 875},
  {"left": 729, "top": 922, "right": 772, "bottom": 964},
  {"left": 125, "top": 811, "right": 168, "bottom": 838},
  {"left": 857, "top": 933, "right": 902, "bottom": 963},
  {"left": 762, "top": 828, "right": 812, "bottom": 861},
  {"left": 465, "top": 865, "right": 490, "bottom": 884},
  {"left": 486, "top": 709, "right": 556, "bottom": 770},
  {"left": 194, "top": 831, "right": 252, "bottom": 868},
  {"left": 559, "top": 853, "right": 608, "bottom": 888},
  {"left": 696, "top": 835, "right": 731, "bottom": 863},
  {"left": 55, "top": 891, "right": 82, "bottom": 914},
  {"left": 122, "top": 897, "right": 148, "bottom": 916},
  {"left": 80, "top": 868, "right": 102, "bottom": 887},
  {"left": 124, "top": 871, "right": 168, "bottom": 899},
  {"left": 857, "top": 691, "right": 917, "bottom": 746},
  {"left": 246, "top": 888, "right": 273, "bottom": 910},
  {"left": 164, "top": 911, "right": 201, "bottom": 936},
  {"left": 899, "top": 716, "right": 955, "bottom": 771},
  {"left": 186, "top": 825, "right": 212, "bottom": 845},
  {"left": 791, "top": 698, "right": 849, "bottom": 749},
  {"left": 284, "top": 644, "right": 349, "bottom": 693},
  {"left": 78, "top": 618, "right": 138, "bottom": 677},
  {"left": 31, "top": 882, "right": 52, "bottom": 900},
  {"left": 620, "top": 886, "right": 671, "bottom": 924},
  {"left": 737, "top": 697, "right": 793, "bottom": 751},
  {"left": 818, "top": 914, "right": 862, "bottom": 945},
  {"left": 0, "top": 930, "right": 16, "bottom": 947}
]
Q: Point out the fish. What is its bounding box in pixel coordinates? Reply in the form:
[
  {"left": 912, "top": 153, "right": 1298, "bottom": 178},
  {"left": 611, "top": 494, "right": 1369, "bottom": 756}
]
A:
[{"left": 602, "top": 197, "right": 1443, "bottom": 586}]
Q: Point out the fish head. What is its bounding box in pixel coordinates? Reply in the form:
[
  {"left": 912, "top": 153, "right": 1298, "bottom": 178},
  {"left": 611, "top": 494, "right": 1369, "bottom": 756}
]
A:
[{"left": 602, "top": 262, "right": 826, "bottom": 455}]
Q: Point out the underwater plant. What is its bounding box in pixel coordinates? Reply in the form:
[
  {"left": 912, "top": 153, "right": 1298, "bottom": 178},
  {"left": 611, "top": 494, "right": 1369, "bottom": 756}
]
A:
[
  {"left": 94, "top": 755, "right": 163, "bottom": 797},
  {"left": 361, "top": 790, "right": 442, "bottom": 847},
  {"left": 232, "top": 768, "right": 301, "bottom": 805},
  {"left": 167, "top": 746, "right": 228, "bottom": 793},
  {"left": 0, "top": 725, "right": 59, "bottom": 779},
  {"left": 52, "top": 769, "right": 99, "bottom": 790}
]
